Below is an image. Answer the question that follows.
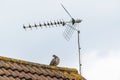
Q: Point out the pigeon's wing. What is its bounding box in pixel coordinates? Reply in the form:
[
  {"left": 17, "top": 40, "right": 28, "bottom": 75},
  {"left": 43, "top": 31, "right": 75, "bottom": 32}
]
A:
[
  {"left": 55, "top": 57, "right": 60, "bottom": 65},
  {"left": 50, "top": 58, "right": 56, "bottom": 65}
]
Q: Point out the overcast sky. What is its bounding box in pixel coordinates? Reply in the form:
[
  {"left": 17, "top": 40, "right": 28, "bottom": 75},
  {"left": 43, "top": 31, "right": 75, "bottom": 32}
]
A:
[{"left": 0, "top": 0, "right": 120, "bottom": 80}]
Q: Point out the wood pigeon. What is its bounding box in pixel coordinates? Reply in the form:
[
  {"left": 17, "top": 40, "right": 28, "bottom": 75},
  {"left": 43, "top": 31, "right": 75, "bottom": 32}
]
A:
[{"left": 50, "top": 55, "right": 60, "bottom": 66}]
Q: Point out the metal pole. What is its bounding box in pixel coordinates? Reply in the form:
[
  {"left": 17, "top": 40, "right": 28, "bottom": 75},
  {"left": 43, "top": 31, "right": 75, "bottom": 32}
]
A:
[{"left": 78, "top": 30, "right": 82, "bottom": 74}]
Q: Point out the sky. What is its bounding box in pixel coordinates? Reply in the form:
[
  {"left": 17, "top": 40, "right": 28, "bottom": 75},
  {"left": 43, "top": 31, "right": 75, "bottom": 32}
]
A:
[{"left": 0, "top": 0, "right": 120, "bottom": 80}]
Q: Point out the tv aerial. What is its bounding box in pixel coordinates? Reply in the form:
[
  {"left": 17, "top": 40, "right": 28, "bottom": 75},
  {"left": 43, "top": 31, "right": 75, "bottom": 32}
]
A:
[{"left": 23, "top": 3, "right": 82, "bottom": 74}]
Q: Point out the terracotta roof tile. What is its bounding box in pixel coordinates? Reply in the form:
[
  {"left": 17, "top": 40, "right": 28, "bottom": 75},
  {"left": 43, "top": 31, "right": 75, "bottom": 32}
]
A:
[
  {"left": 0, "top": 56, "right": 85, "bottom": 80},
  {"left": 20, "top": 64, "right": 30, "bottom": 72}
]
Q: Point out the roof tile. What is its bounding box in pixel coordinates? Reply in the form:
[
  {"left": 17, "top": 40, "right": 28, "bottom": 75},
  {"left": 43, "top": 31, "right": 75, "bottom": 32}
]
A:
[
  {"left": 0, "top": 56, "right": 85, "bottom": 80},
  {"left": 20, "top": 64, "right": 30, "bottom": 72}
]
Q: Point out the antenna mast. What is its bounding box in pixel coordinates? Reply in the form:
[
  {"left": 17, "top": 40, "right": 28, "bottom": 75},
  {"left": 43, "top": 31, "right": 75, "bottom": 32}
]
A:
[{"left": 78, "top": 30, "right": 82, "bottom": 74}]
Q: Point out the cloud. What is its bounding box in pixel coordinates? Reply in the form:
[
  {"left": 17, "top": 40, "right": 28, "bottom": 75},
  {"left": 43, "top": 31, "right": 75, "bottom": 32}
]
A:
[{"left": 83, "top": 50, "right": 120, "bottom": 80}]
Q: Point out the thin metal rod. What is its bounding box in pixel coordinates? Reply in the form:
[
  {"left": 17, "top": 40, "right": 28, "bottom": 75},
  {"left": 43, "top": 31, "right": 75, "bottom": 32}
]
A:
[
  {"left": 78, "top": 30, "right": 82, "bottom": 74},
  {"left": 60, "top": 3, "right": 73, "bottom": 19}
]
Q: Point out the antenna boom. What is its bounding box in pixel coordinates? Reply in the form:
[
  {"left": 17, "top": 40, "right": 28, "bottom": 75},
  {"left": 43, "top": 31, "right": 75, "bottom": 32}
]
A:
[{"left": 23, "top": 19, "right": 81, "bottom": 29}]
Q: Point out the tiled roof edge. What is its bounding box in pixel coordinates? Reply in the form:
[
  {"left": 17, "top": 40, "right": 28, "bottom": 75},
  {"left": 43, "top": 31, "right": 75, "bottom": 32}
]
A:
[{"left": 0, "top": 56, "right": 78, "bottom": 74}]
